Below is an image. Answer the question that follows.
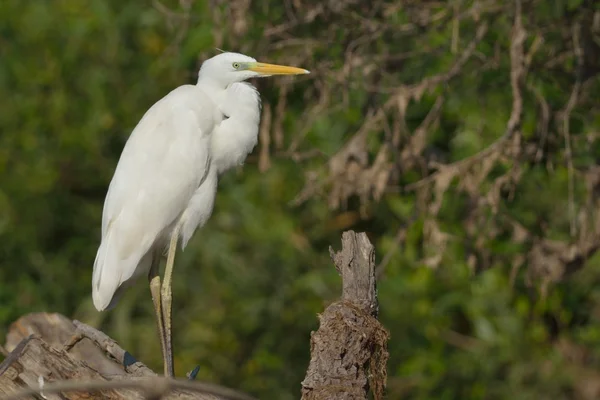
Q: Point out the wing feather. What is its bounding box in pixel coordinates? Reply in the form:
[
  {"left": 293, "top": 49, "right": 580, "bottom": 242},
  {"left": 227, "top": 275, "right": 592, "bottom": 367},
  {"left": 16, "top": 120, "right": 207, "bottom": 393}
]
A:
[{"left": 92, "top": 84, "right": 215, "bottom": 311}]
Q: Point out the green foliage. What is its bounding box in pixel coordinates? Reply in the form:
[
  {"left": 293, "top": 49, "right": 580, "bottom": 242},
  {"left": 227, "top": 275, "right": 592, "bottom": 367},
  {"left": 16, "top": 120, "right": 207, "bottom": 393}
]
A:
[{"left": 1, "top": 1, "right": 600, "bottom": 399}]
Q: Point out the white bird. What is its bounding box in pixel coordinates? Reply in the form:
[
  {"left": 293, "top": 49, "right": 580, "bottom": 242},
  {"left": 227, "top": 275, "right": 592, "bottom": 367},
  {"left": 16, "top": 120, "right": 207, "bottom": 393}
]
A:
[{"left": 91, "top": 52, "right": 309, "bottom": 377}]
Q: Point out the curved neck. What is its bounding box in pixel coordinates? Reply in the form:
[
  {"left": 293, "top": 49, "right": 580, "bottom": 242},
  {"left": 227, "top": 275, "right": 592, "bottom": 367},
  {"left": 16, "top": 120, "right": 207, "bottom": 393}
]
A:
[
  {"left": 197, "top": 80, "right": 260, "bottom": 119},
  {"left": 203, "top": 82, "right": 262, "bottom": 175},
  {"left": 223, "top": 82, "right": 261, "bottom": 120},
  {"left": 197, "top": 70, "right": 228, "bottom": 89}
]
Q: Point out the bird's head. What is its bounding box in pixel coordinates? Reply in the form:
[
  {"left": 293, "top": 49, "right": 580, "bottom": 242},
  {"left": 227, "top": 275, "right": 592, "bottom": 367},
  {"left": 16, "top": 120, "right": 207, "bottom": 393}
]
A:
[{"left": 198, "top": 52, "right": 309, "bottom": 87}]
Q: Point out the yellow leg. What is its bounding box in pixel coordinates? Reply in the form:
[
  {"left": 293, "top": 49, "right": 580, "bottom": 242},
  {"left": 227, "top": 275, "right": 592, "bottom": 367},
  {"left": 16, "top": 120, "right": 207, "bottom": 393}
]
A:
[
  {"left": 148, "top": 250, "right": 169, "bottom": 377},
  {"left": 161, "top": 224, "right": 181, "bottom": 378}
]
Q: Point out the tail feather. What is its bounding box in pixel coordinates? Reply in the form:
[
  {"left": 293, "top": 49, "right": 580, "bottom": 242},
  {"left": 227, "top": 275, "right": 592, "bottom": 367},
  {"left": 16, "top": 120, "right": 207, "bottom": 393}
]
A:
[
  {"left": 92, "top": 229, "right": 123, "bottom": 311},
  {"left": 92, "top": 223, "right": 156, "bottom": 312}
]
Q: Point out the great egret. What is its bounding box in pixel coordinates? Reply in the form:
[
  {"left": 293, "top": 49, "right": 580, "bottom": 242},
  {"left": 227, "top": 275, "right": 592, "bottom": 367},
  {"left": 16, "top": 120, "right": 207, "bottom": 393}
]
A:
[{"left": 91, "top": 52, "right": 309, "bottom": 377}]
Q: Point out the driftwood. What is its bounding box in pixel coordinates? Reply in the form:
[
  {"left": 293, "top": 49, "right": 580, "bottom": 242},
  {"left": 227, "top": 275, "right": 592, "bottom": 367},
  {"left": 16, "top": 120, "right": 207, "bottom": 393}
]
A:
[
  {"left": 0, "top": 313, "right": 254, "bottom": 400},
  {"left": 301, "top": 231, "right": 389, "bottom": 400},
  {"left": 0, "top": 231, "right": 389, "bottom": 400}
]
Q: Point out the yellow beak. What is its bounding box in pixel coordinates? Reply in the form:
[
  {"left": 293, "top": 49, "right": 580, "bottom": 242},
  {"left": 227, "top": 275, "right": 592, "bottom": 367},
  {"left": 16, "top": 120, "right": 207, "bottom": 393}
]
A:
[{"left": 248, "top": 62, "right": 310, "bottom": 75}]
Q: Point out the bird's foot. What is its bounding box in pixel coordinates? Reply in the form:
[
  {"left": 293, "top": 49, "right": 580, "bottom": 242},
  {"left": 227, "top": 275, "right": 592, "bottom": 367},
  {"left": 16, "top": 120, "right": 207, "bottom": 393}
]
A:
[
  {"left": 187, "top": 365, "right": 201, "bottom": 381},
  {"left": 63, "top": 320, "right": 147, "bottom": 373}
]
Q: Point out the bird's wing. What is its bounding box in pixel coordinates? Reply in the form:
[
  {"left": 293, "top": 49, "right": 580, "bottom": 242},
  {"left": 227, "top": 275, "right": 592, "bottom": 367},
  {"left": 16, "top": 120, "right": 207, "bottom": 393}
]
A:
[{"left": 92, "top": 84, "right": 215, "bottom": 310}]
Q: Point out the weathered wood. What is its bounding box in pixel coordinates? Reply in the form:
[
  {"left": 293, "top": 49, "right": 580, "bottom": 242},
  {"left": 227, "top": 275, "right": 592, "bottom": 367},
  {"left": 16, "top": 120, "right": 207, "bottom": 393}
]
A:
[
  {"left": 301, "top": 231, "right": 389, "bottom": 400},
  {"left": 4, "top": 313, "right": 146, "bottom": 379},
  {"left": 0, "top": 313, "right": 250, "bottom": 400},
  {"left": 1, "top": 335, "right": 144, "bottom": 399}
]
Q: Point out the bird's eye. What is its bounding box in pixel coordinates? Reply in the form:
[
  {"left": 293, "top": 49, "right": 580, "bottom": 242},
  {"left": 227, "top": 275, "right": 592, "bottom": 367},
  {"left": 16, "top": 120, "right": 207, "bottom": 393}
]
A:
[{"left": 232, "top": 62, "right": 240, "bottom": 69}]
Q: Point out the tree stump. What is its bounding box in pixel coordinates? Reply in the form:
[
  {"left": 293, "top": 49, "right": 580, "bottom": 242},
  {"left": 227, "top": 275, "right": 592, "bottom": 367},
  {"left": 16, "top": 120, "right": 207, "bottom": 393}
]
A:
[{"left": 301, "top": 231, "right": 389, "bottom": 400}]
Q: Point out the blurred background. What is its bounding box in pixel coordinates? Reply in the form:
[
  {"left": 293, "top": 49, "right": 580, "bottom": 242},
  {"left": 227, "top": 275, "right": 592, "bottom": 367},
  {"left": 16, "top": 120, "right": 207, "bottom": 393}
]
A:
[{"left": 1, "top": 0, "right": 600, "bottom": 399}]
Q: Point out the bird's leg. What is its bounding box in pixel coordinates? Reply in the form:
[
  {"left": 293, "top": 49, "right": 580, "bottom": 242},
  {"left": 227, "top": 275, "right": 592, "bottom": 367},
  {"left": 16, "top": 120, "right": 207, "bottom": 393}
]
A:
[
  {"left": 148, "top": 249, "right": 169, "bottom": 376},
  {"left": 161, "top": 224, "right": 181, "bottom": 378}
]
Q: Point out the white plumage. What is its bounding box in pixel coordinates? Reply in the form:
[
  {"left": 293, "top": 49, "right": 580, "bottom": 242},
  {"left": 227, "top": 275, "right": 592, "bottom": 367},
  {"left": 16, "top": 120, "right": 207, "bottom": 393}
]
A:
[
  {"left": 92, "top": 85, "right": 214, "bottom": 310},
  {"left": 90, "top": 51, "right": 308, "bottom": 376}
]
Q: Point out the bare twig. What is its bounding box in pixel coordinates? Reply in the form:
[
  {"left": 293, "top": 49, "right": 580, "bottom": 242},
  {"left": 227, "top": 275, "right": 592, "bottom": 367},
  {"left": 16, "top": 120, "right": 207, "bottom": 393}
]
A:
[
  {"left": 258, "top": 102, "right": 272, "bottom": 172},
  {"left": 357, "top": 23, "right": 489, "bottom": 94},
  {"left": 405, "top": 1, "right": 525, "bottom": 191},
  {"left": 451, "top": 0, "right": 460, "bottom": 53},
  {"left": 376, "top": 227, "right": 407, "bottom": 279},
  {"left": 560, "top": 21, "right": 583, "bottom": 237},
  {"left": 527, "top": 82, "right": 551, "bottom": 163},
  {"left": 440, "top": 329, "right": 481, "bottom": 351},
  {"left": 152, "top": 0, "right": 194, "bottom": 59},
  {"left": 292, "top": 23, "right": 488, "bottom": 208}
]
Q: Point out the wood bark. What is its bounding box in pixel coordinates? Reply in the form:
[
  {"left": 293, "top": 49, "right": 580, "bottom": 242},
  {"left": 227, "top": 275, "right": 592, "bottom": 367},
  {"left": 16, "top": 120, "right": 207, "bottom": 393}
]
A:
[
  {"left": 301, "top": 231, "right": 389, "bottom": 400},
  {"left": 0, "top": 313, "right": 249, "bottom": 400}
]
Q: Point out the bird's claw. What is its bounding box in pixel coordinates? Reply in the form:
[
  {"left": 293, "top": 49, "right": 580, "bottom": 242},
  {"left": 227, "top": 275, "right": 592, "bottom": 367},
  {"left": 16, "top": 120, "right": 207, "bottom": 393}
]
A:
[{"left": 186, "top": 365, "right": 201, "bottom": 381}]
